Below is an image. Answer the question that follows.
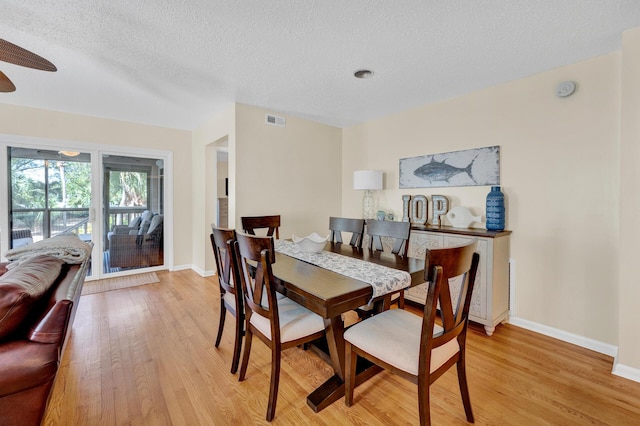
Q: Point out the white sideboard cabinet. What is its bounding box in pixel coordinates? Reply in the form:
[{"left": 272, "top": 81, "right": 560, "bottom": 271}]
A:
[{"left": 407, "top": 225, "right": 511, "bottom": 336}]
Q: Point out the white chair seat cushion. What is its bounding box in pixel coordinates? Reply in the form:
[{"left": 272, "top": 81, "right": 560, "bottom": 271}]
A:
[
  {"left": 223, "top": 288, "right": 283, "bottom": 311},
  {"left": 250, "top": 296, "right": 325, "bottom": 343},
  {"left": 344, "top": 309, "right": 459, "bottom": 376},
  {"left": 223, "top": 291, "right": 236, "bottom": 309}
]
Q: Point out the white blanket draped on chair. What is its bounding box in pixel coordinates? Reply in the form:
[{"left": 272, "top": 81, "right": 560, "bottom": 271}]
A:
[{"left": 274, "top": 240, "right": 410, "bottom": 302}]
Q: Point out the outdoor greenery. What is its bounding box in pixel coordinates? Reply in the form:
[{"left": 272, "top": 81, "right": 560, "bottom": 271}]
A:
[
  {"left": 11, "top": 158, "right": 91, "bottom": 209},
  {"left": 11, "top": 159, "right": 149, "bottom": 209},
  {"left": 10, "top": 155, "right": 149, "bottom": 236},
  {"left": 109, "top": 170, "right": 148, "bottom": 207}
]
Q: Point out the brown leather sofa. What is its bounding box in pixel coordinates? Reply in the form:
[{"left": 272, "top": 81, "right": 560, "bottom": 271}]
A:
[{"left": 0, "top": 252, "right": 91, "bottom": 426}]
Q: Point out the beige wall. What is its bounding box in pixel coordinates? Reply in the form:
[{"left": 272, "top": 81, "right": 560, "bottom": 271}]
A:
[
  {"left": 191, "top": 103, "right": 343, "bottom": 274},
  {"left": 0, "top": 103, "right": 193, "bottom": 267},
  {"left": 1, "top": 37, "right": 637, "bottom": 378},
  {"left": 618, "top": 28, "right": 640, "bottom": 375},
  {"left": 192, "top": 104, "right": 236, "bottom": 274},
  {"left": 342, "top": 54, "right": 621, "bottom": 348},
  {"left": 234, "top": 104, "right": 343, "bottom": 240}
]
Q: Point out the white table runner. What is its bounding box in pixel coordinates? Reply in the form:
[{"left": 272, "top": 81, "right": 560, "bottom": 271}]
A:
[{"left": 274, "top": 240, "right": 411, "bottom": 302}]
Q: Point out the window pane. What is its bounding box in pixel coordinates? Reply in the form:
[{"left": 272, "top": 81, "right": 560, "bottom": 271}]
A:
[
  {"left": 11, "top": 158, "right": 46, "bottom": 209},
  {"left": 108, "top": 171, "right": 148, "bottom": 207},
  {"left": 104, "top": 155, "right": 163, "bottom": 273},
  {"left": 47, "top": 160, "right": 91, "bottom": 209}
]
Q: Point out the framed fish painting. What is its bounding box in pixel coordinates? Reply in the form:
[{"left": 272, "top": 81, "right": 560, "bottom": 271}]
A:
[{"left": 399, "top": 146, "right": 500, "bottom": 188}]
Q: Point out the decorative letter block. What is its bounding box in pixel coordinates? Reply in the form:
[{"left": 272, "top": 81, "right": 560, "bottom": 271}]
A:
[
  {"left": 411, "top": 195, "right": 428, "bottom": 225},
  {"left": 430, "top": 195, "right": 449, "bottom": 226},
  {"left": 402, "top": 195, "right": 411, "bottom": 222}
]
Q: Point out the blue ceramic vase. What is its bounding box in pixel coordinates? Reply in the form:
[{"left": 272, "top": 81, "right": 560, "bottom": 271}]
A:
[{"left": 486, "top": 186, "right": 505, "bottom": 231}]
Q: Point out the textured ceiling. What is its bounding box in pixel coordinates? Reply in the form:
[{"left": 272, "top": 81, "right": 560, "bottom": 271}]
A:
[{"left": 2, "top": 1, "right": 640, "bottom": 130}]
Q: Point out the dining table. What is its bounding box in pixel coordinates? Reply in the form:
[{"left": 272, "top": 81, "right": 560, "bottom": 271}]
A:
[{"left": 270, "top": 241, "right": 426, "bottom": 412}]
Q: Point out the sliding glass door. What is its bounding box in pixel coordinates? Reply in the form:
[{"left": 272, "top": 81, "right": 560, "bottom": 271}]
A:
[
  {"left": 102, "top": 155, "right": 164, "bottom": 273},
  {"left": 9, "top": 147, "right": 92, "bottom": 244},
  {"left": 5, "top": 145, "right": 167, "bottom": 278}
]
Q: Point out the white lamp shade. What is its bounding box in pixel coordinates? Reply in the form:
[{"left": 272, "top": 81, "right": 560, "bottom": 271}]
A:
[{"left": 353, "top": 170, "right": 383, "bottom": 190}]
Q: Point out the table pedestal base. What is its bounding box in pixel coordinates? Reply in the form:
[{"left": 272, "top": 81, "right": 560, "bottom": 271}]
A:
[{"left": 307, "top": 361, "right": 382, "bottom": 412}]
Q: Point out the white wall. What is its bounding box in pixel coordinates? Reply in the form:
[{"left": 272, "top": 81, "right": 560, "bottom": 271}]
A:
[
  {"left": 342, "top": 53, "right": 621, "bottom": 349},
  {"left": 0, "top": 103, "right": 193, "bottom": 268}
]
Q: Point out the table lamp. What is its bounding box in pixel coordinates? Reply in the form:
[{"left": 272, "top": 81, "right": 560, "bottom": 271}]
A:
[{"left": 353, "top": 170, "right": 383, "bottom": 219}]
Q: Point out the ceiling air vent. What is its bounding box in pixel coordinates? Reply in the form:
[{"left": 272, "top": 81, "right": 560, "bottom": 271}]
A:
[{"left": 265, "top": 114, "right": 285, "bottom": 127}]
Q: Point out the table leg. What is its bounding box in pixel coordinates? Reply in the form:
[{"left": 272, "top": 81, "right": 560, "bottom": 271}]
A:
[
  {"left": 306, "top": 313, "right": 383, "bottom": 412},
  {"left": 307, "top": 363, "right": 382, "bottom": 412},
  {"left": 323, "top": 316, "right": 345, "bottom": 380}
]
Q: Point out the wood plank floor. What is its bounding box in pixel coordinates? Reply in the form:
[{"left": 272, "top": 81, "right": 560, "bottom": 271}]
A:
[{"left": 43, "top": 270, "right": 640, "bottom": 425}]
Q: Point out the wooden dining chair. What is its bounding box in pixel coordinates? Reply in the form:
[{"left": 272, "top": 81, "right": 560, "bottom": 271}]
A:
[
  {"left": 366, "top": 219, "right": 411, "bottom": 257},
  {"left": 210, "top": 226, "right": 243, "bottom": 374},
  {"left": 233, "top": 232, "right": 326, "bottom": 422},
  {"left": 344, "top": 241, "right": 480, "bottom": 426},
  {"left": 329, "top": 217, "right": 365, "bottom": 248},
  {"left": 360, "top": 219, "right": 411, "bottom": 312},
  {"left": 241, "top": 215, "right": 281, "bottom": 239}
]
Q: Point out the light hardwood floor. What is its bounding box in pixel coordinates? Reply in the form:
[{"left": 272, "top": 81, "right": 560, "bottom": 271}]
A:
[{"left": 44, "top": 270, "right": 640, "bottom": 425}]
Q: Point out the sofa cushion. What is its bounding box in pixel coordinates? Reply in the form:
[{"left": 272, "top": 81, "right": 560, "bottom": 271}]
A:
[
  {"left": 138, "top": 213, "right": 155, "bottom": 235},
  {"left": 0, "top": 256, "right": 65, "bottom": 340},
  {"left": 129, "top": 215, "right": 142, "bottom": 230},
  {"left": 147, "top": 214, "right": 163, "bottom": 235}
]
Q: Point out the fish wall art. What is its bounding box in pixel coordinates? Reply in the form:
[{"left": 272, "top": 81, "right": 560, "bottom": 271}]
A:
[{"left": 399, "top": 146, "right": 500, "bottom": 188}]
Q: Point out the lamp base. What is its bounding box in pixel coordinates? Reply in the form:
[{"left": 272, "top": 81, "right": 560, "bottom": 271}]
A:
[{"left": 363, "top": 189, "right": 375, "bottom": 219}]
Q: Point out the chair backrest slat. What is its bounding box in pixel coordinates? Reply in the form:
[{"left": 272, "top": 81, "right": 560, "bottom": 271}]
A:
[
  {"left": 234, "top": 232, "right": 279, "bottom": 332},
  {"left": 329, "top": 217, "right": 365, "bottom": 248},
  {"left": 421, "top": 241, "right": 479, "bottom": 352},
  {"left": 210, "top": 227, "right": 238, "bottom": 296},
  {"left": 366, "top": 219, "right": 411, "bottom": 256}
]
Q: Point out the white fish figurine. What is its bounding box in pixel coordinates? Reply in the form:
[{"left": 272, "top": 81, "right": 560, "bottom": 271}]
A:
[{"left": 445, "top": 206, "right": 481, "bottom": 228}]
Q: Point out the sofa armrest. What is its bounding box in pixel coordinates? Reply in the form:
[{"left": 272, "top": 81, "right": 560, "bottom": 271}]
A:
[
  {"left": 28, "top": 300, "right": 73, "bottom": 346},
  {"left": 0, "top": 341, "right": 59, "bottom": 398},
  {"left": 111, "top": 225, "right": 135, "bottom": 235}
]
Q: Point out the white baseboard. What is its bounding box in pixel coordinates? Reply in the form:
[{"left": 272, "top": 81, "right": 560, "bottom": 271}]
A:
[
  {"left": 508, "top": 316, "right": 618, "bottom": 357},
  {"left": 511, "top": 316, "right": 640, "bottom": 383},
  {"left": 613, "top": 361, "right": 640, "bottom": 383},
  {"left": 173, "top": 263, "right": 195, "bottom": 272},
  {"left": 178, "top": 264, "right": 215, "bottom": 277}
]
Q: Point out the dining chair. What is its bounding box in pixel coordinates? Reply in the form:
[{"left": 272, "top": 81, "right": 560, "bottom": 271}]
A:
[
  {"left": 360, "top": 219, "right": 411, "bottom": 313},
  {"left": 329, "top": 217, "right": 365, "bottom": 248},
  {"left": 344, "top": 241, "right": 480, "bottom": 426},
  {"left": 241, "top": 215, "right": 281, "bottom": 239},
  {"left": 210, "top": 226, "right": 243, "bottom": 374},
  {"left": 366, "top": 219, "right": 411, "bottom": 257},
  {"left": 233, "top": 232, "right": 326, "bottom": 421}
]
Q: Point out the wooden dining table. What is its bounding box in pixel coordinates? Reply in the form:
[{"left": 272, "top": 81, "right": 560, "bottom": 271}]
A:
[{"left": 270, "top": 241, "right": 425, "bottom": 412}]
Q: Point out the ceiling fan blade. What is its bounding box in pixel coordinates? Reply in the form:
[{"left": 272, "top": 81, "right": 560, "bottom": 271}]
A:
[
  {"left": 0, "top": 39, "right": 57, "bottom": 72},
  {"left": 0, "top": 71, "right": 16, "bottom": 92}
]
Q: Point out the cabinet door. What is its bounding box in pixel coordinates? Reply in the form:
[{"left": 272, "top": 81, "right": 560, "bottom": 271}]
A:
[
  {"left": 406, "top": 232, "right": 444, "bottom": 303},
  {"left": 408, "top": 232, "right": 443, "bottom": 258},
  {"left": 443, "top": 235, "right": 488, "bottom": 321}
]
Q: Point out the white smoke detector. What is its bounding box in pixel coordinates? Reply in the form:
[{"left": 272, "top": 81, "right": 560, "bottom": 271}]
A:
[{"left": 555, "top": 81, "right": 576, "bottom": 97}]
